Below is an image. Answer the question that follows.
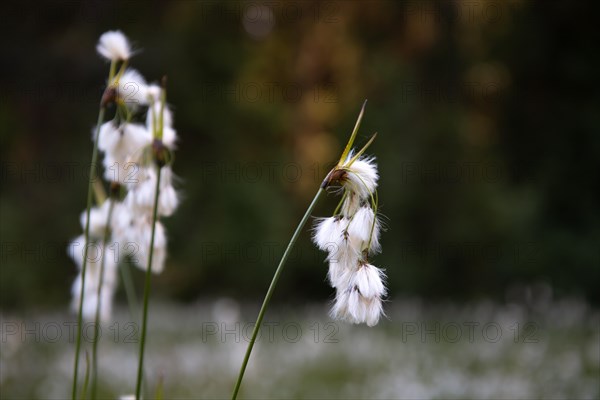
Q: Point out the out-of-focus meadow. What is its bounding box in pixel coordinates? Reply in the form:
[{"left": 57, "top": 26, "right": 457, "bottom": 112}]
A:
[
  {"left": 2, "top": 298, "right": 599, "bottom": 399},
  {"left": 1, "top": 1, "right": 599, "bottom": 398}
]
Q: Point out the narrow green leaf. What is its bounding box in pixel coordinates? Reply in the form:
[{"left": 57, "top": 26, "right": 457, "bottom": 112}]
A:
[
  {"left": 346, "top": 132, "right": 378, "bottom": 167},
  {"left": 338, "top": 100, "right": 367, "bottom": 165}
]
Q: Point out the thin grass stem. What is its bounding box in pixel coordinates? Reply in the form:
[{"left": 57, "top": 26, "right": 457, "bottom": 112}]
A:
[
  {"left": 80, "top": 351, "right": 91, "bottom": 400},
  {"left": 231, "top": 187, "right": 325, "bottom": 400},
  {"left": 119, "top": 252, "right": 151, "bottom": 396},
  {"left": 72, "top": 60, "right": 116, "bottom": 400},
  {"left": 135, "top": 165, "right": 162, "bottom": 400},
  {"left": 72, "top": 105, "right": 106, "bottom": 400},
  {"left": 90, "top": 200, "right": 115, "bottom": 400},
  {"left": 119, "top": 261, "right": 139, "bottom": 320},
  {"left": 333, "top": 190, "right": 348, "bottom": 216}
]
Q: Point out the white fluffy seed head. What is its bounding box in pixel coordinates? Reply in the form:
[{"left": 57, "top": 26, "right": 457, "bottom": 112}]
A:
[
  {"left": 110, "top": 202, "right": 134, "bottom": 244},
  {"left": 125, "top": 166, "right": 179, "bottom": 217},
  {"left": 67, "top": 236, "right": 120, "bottom": 277},
  {"left": 341, "top": 156, "right": 378, "bottom": 201},
  {"left": 115, "top": 69, "right": 148, "bottom": 107},
  {"left": 365, "top": 297, "right": 384, "bottom": 327},
  {"left": 102, "top": 154, "right": 133, "bottom": 185},
  {"left": 116, "top": 214, "right": 167, "bottom": 274},
  {"left": 330, "top": 288, "right": 385, "bottom": 327},
  {"left": 96, "top": 30, "right": 132, "bottom": 61},
  {"left": 329, "top": 288, "right": 350, "bottom": 321},
  {"left": 157, "top": 185, "right": 179, "bottom": 217},
  {"left": 347, "top": 206, "right": 374, "bottom": 243},
  {"left": 327, "top": 262, "right": 386, "bottom": 326},
  {"left": 100, "top": 123, "right": 151, "bottom": 185},
  {"left": 135, "top": 242, "right": 167, "bottom": 274},
  {"left": 161, "top": 126, "right": 178, "bottom": 149},
  {"left": 68, "top": 235, "right": 99, "bottom": 271},
  {"left": 71, "top": 274, "right": 116, "bottom": 322},
  {"left": 69, "top": 237, "right": 119, "bottom": 322},
  {"left": 97, "top": 121, "right": 120, "bottom": 154},
  {"left": 313, "top": 216, "right": 363, "bottom": 281},
  {"left": 79, "top": 200, "right": 113, "bottom": 239},
  {"left": 124, "top": 123, "right": 153, "bottom": 151},
  {"left": 315, "top": 151, "right": 384, "bottom": 326},
  {"left": 129, "top": 218, "right": 167, "bottom": 274},
  {"left": 347, "top": 288, "right": 368, "bottom": 323},
  {"left": 70, "top": 274, "right": 95, "bottom": 319},
  {"left": 327, "top": 259, "right": 355, "bottom": 289},
  {"left": 354, "top": 263, "right": 387, "bottom": 299},
  {"left": 146, "top": 102, "right": 174, "bottom": 133},
  {"left": 312, "top": 217, "right": 342, "bottom": 251},
  {"left": 159, "top": 166, "right": 176, "bottom": 189},
  {"left": 125, "top": 178, "right": 154, "bottom": 214},
  {"left": 98, "top": 122, "right": 151, "bottom": 180},
  {"left": 347, "top": 206, "right": 381, "bottom": 255},
  {"left": 341, "top": 191, "right": 361, "bottom": 218},
  {"left": 106, "top": 191, "right": 170, "bottom": 276},
  {"left": 146, "top": 84, "right": 162, "bottom": 103}
]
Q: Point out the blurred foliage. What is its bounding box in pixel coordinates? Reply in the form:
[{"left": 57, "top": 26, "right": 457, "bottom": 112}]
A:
[{"left": 1, "top": 0, "right": 599, "bottom": 310}]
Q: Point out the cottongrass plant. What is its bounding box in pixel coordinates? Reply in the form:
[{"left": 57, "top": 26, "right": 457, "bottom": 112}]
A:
[
  {"left": 231, "top": 101, "right": 385, "bottom": 399},
  {"left": 313, "top": 151, "right": 386, "bottom": 326},
  {"left": 69, "top": 30, "right": 179, "bottom": 400}
]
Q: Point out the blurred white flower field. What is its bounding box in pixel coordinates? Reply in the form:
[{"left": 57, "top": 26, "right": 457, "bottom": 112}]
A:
[{"left": 1, "top": 297, "right": 598, "bottom": 399}]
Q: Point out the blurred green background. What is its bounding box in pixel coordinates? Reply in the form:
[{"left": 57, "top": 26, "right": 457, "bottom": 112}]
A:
[{"left": 1, "top": 0, "right": 599, "bottom": 310}]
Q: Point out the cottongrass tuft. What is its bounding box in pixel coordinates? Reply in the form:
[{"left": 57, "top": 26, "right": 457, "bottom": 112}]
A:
[
  {"left": 69, "top": 31, "right": 180, "bottom": 322},
  {"left": 96, "top": 30, "right": 132, "bottom": 62},
  {"left": 312, "top": 116, "right": 387, "bottom": 327},
  {"left": 70, "top": 29, "right": 180, "bottom": 400}
]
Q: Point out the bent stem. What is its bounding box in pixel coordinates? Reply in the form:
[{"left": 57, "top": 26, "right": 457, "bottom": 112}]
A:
[
  {"left": 231, "top": 187, "right": 325, "bottom": 400},
  {"left": 135, "top": 165, "right": 163, "bottom": 400},
  {"left": 91, "top": 200, "right": 115, "bottom": 400},
  {"left": 72, "top": 105, "right": 106, "bottom": 400},
  {"left": 81, "top": 351, "right": 91, "bottom": 400}
]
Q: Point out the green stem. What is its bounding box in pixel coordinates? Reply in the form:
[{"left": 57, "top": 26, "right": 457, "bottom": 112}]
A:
[
  {"left": 135, "top": 166, "right": 163, "bottom": 400},
  {"left": 231, "top": 187, "right": 325, "bottom": 400},
  {"left": 91, "top": 200, "right": 115, "bottom": 400},
  {"left": 119, "top": 260, "right": 140, "bottom": 321},
  {"left": 81, "top": 351, "right": 91, "bottom": 400},
  {"left": 333, "top": 190, "right": 348, "bottom": 216},
  {"left": 72, "top": 105, "right": 106, "bottom": 400},
  {"left": 119, "top": 257, "right": 150, "bottom": 396},
  {"left": 73, "top": 59, "right": 115, "bottom": 400},
  {"left": 109, "top": 61, "right": 117, "bottom": 83}
]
